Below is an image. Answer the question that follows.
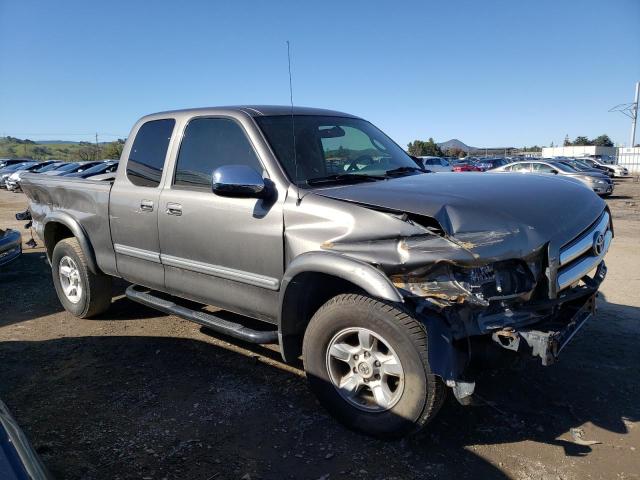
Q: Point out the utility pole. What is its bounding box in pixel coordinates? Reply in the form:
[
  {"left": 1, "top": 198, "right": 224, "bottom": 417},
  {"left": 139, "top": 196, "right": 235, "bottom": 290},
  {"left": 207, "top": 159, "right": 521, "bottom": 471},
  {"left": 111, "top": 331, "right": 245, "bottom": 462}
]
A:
[
  {"left": 609, "top": 81, "right": 639, "bottom": 147},
  {"left": 95, "top": 132, "right": 100, "bottom": 160},
  {"left": 631, "top": 82, "right": 639, "bottom": 148}
]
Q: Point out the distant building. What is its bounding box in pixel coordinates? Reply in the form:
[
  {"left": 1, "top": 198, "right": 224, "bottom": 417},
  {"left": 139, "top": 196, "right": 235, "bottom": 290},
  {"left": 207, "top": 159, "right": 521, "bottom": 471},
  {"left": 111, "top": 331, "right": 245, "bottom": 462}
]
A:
[
  {"left": 542, "top": 145, "right": 640, "bottom": 173},
  {"left": 617, "top": 147, "right": 640, "bottom": 173},
  {"left": 541, "top": 146, "right": 616, "bottom": 160}
]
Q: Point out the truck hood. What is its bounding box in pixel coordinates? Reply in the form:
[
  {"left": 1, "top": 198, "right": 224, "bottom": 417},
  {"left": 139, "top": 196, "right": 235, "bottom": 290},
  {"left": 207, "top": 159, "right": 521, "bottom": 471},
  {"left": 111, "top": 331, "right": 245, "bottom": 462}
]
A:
[{"left": 314, "top": 172, "right": 605, "bottom": 259}]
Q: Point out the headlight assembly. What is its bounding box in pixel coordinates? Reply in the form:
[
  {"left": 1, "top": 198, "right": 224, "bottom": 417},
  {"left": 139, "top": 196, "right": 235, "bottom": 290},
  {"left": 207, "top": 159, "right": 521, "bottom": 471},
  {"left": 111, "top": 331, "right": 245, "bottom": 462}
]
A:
[{"left": 391, "top": 260, "right": 537, "bottom": 307}]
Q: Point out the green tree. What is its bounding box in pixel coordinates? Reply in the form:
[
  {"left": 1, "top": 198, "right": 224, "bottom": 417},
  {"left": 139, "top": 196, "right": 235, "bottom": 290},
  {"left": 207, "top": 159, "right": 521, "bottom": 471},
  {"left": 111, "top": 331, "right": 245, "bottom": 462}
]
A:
[
  {"left": 407, "top": 138, "right": 443, "bottom": 156},
  {"left": 572, "top": 136, "right": 591, "bottom": 146},
  {"left": 31, "top": 146, "right": 51, "bottom": 160},
  {"left": 102, "top": 139, "right": 125, "bottom": 159},
  {"left": 407, "top": 140, "right": 426, "bottom": 156},
  {"left": 563, "top": 135, "right": 571, "bottom": 146},
  {"left": 444, "top": 147, "right": 465, "bottom": 158},
  {"left": 591, "top": 134, "right": 613, "bottom": 147},
  {"left": 77, "top": 142, "right": 96, "bottom": 161}
]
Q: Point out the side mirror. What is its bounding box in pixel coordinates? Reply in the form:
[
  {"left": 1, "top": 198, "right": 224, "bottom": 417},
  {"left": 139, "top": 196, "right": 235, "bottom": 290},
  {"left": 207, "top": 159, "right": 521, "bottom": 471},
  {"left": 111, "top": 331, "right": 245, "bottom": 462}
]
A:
[
  {"left": 551, "top": 169, "right": 558, "bottom": 174},
  {"left": 212, "top": 165, "right": 267, "bottom": 198}
]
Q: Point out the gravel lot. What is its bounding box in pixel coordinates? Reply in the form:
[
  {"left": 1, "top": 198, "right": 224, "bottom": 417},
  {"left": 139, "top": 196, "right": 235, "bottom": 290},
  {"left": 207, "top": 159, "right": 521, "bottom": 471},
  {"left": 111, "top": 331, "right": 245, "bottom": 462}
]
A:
[{"left": 1, "top": 180, "right": 639, "bottom": 480}]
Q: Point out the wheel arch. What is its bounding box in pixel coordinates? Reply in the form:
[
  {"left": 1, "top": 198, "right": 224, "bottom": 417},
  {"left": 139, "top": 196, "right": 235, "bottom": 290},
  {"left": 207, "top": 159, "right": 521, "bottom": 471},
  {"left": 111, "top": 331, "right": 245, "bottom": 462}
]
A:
[
  {"left": 44, "top": 212, "right": 99, "bottom": 274},
  {"left": 278, "top": 251, "right": 403, "bottom": 362}
]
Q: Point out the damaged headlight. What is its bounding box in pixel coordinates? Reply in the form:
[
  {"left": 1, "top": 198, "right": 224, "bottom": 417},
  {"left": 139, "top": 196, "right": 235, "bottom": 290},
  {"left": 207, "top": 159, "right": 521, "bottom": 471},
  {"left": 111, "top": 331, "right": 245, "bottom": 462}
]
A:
[{"left": 390, "top": 260, "right": 536, "bottom": 308}]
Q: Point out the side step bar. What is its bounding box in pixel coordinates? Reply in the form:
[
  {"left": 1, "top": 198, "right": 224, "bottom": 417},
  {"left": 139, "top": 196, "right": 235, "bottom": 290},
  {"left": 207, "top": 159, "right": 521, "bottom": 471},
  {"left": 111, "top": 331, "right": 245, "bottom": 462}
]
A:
[{"left": 125, "top": 285, "right": 278, "bottom": 344}]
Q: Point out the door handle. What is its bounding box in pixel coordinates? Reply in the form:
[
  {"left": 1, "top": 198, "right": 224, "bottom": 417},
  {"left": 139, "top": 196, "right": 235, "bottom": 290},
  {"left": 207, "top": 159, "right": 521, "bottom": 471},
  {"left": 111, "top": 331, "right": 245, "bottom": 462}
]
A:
[
  {"left": 140, "top": 200, "right": 154, "bottom": 212},
  {"left": 166, "top": 202, "right": 182, "bottom": 216}
]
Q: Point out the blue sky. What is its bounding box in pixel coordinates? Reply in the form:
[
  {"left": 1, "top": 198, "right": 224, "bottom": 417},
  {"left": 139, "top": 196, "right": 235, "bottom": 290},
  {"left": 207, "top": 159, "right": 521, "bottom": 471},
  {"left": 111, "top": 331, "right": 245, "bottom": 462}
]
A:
[{"left": 1, "top": 0, "right": 639, "bottom": 148}]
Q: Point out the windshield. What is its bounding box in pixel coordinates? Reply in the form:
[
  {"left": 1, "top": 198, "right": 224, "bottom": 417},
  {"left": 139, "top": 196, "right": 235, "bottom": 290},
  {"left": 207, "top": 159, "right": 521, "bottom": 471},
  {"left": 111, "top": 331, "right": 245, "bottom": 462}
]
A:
[
  {"left": 33, "top": 162, "right": 65, "bottom": 173},
  {"left": 80, "top": 162, "right": 117, "bottom": 176},
  {"left": 551, "top": 162, "right": 578, "bottom": 173},
  {"left": 255, "top": 115, "right": 421, "bottom": 186},
  {"left": 56, "top": 163, "right": 85, "bottom": 172},
  {"left": 1, "top": 162, "right": 35, "bottom": 172}
]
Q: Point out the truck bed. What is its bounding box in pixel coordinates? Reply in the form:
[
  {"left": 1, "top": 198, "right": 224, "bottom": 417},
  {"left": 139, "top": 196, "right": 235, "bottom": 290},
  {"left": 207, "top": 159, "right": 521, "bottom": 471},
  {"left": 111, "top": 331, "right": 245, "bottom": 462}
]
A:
[{"left": 20, "top": 173, "right": 117, "bottom": 276}]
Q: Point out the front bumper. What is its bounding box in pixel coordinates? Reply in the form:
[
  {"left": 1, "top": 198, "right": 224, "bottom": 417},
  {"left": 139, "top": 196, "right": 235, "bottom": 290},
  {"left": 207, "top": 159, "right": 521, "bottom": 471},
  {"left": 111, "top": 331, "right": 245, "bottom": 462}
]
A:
[
  {"left": 492, "top": 261, "right": 606, "bottom": 365},
  {"left": 592, "top": 183, "right": 614, "bottom": 194},
  {"left": 440, "top": 261, "right": 607, "bottom": 404}
]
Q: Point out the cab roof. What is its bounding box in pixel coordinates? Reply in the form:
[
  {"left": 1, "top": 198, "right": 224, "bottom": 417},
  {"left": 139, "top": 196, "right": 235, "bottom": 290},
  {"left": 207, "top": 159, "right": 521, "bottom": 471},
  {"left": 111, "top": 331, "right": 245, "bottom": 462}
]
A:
[{"left": 148, "top": 105, "right": 360, "bottom": 119}]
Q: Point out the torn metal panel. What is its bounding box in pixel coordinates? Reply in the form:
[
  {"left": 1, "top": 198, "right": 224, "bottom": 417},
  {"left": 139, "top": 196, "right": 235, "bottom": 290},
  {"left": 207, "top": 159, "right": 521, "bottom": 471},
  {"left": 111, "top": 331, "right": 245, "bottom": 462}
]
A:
[{"left": 20, "top": 173, "right": 118, "bottom": 276}]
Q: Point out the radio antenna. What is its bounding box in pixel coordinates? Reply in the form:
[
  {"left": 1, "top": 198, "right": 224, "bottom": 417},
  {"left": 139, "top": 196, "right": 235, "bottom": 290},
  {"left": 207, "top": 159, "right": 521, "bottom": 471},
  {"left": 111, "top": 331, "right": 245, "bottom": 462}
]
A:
[{"left": 286, "top": 41, "right": 301, "bottom": 204}]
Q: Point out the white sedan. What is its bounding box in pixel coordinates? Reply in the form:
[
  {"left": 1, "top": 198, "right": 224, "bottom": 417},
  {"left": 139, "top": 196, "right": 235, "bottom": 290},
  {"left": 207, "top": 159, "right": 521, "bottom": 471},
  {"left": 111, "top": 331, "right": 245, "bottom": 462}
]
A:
[{"left": 418, "top": 156, "right": 453, "bottom": 172}]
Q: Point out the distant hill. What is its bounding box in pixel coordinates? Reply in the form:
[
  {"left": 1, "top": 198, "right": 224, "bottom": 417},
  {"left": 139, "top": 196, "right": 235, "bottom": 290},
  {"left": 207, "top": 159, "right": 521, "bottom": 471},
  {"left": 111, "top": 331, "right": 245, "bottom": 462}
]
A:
[
  {"left": 0, "top": 136, "right": 124, "bottom": 161},
  {"left": 35, "top": 140, "right": 81, "bottom": 145},
  {"left": 437, "top": 139, "right": 475, "bottom": 152}
]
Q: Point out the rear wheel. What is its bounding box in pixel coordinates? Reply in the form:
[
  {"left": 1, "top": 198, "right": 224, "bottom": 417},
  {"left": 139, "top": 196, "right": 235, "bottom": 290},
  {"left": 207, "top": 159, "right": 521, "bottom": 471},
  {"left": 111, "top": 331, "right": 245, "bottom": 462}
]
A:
[
  {"left": 302, "top": 294, "right": 445, "bottom": 438},
  {"left": 51, "top": 238, "right": 112, "bottom": 318}
]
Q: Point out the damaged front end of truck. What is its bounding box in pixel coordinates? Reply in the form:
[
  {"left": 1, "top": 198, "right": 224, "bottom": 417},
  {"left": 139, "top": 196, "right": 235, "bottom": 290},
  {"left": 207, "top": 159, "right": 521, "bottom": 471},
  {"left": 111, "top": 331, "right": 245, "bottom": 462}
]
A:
[{"left": 288, "top": 186, "right": 612, "bottom": 404}]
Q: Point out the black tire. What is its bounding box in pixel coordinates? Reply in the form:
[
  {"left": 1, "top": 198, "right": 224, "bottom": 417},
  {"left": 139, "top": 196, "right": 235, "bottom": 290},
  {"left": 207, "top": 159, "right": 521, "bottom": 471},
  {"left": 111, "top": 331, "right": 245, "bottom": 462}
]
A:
[
  {"left": 51, "top": 238, "right": 112, "bottom": 318},
  {"left": 302, "top": 293, "right": 445, "bottom": 438}
]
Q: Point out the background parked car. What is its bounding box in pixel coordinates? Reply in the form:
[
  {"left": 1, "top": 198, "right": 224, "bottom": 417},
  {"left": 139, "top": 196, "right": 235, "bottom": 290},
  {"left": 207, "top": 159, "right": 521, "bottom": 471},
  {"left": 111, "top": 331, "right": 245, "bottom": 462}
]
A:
[
  {"left": 40, "top": 161, "right": 103, "bottom": 176},
  {"left": 453, "top": 160, "right": 481, "bottom": 172},
  {"left": 417, "top": 156, "right": 453, "bottom": 172},
  {"left": 492, "top": 160, "right": 614, "bottom": 196},
  {"left": 84, "top": 171, "right": 117, "bottom": 181},
  {"left": 65, "top": 160, "right": 119, "bottom": 179},
  {"left": 0, "top": 398, "right": 50, "bottom": 479},
  {"left": 578, "top": 157, "right": 629, "bottom": 178},
  {"left": 556, "top": 159, "right": 603, "bottom": 175},
  {"left": 5, "top": 161, "right": 59, "bottom": 191},
  {"left": 475, "top": 158, "right": 509, "bottom": 171},
  {"left": 32, "top": 161, "right": 69, "bottom": 173},
  {"left": 0, "top": 161, "right": 38, "bottom": 188},
  {"left": 0, "top": 158, "right": 31, "bottom": 169},
  {"left": 0, "top": 228, "right": 22, "bottom": 266}
]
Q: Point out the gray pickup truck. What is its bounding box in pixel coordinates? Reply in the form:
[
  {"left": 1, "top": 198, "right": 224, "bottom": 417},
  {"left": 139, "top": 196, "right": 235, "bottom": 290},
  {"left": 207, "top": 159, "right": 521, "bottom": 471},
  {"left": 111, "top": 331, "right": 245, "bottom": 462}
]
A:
[{"left": 21, "top": 106, "right": 612, "bottom": 437}]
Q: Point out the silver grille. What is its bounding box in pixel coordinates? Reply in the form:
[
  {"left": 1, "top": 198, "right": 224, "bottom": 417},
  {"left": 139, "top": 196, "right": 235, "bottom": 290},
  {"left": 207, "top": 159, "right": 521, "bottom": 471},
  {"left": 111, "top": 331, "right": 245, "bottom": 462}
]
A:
[{"left": 557, "top": 211, "right": 611, "bottom": 291}]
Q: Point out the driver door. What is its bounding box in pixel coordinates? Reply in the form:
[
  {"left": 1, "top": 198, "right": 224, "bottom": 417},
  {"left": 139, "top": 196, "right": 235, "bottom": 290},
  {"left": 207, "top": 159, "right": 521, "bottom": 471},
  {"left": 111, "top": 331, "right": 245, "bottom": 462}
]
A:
[{"left": 158, "top": 116, "right": 284, "bottom": 321}]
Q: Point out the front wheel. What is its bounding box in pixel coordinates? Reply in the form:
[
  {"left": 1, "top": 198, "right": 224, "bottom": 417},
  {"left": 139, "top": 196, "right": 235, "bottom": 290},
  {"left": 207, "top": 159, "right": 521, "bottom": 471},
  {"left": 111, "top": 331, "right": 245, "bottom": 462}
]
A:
[
  {"left": 302, "top": 294, "right": 445, "bottom": 438},
  {"left": 51, "top": 238, "right": 112, "bottom": 318}
]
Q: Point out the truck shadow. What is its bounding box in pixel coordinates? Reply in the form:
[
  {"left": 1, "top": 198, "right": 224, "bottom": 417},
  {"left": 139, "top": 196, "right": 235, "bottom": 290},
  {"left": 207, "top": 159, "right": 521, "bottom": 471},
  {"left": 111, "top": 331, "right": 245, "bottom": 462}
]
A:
[
  {"left": 0, "top": 251, "right": 167, "bottom": 327},
  {"left": 0, "top": 295, "right": 638, "bottom": 479},
  {"left": 1, "top": 251, "right": 638, "bottom": 479}
]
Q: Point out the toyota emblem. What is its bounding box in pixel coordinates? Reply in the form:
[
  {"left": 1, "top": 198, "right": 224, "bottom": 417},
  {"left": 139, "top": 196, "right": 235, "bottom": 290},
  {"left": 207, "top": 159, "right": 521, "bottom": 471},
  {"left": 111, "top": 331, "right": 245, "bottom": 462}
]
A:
[{"left": 592, "top": 231, "right": 605, "bottom": 256}]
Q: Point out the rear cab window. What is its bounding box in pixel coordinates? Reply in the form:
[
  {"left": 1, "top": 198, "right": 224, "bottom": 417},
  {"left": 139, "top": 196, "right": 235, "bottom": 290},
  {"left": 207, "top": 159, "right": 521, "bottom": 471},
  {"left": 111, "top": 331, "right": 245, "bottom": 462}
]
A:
[{"left": 127, "top": 119, "right": 175, "bottom": 187}]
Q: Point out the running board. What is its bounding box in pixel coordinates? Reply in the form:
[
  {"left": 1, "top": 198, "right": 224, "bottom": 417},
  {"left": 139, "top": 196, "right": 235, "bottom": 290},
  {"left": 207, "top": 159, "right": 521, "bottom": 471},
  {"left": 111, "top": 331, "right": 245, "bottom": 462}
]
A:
[{"left": 125, "top": 285, "right": 278, "bottom": 344}]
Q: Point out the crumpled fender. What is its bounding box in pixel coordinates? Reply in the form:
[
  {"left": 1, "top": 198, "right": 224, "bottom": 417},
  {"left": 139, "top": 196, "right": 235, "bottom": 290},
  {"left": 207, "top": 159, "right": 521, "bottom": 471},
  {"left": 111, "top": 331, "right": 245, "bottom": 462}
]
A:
[
  {"left": 280, "top": 250, "right": 403, "bottom": 304},
  {"left": 278, "top": 251, "right": 403, "bottom": 362}
]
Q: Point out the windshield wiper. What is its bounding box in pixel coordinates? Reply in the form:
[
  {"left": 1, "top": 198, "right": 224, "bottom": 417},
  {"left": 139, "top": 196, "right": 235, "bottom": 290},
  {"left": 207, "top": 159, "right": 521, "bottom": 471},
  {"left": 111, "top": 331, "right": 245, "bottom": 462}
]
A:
[
  {"left": 306, "top": 173, "right": 386, "bottom": 186},
  {"left": 384, "top": 166, "right": 426, "bottom": 177}
]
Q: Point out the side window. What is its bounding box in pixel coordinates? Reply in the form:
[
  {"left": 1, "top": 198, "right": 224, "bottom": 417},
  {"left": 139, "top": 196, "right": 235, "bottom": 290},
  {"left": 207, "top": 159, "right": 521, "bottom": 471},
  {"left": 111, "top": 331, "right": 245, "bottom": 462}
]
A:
[
  {"left": 127, "top": 119, "right": 175, "bottom": 187},
  {"left": 532, "top": 163, "right": 554, "bottom": 173},
  {"left": 174, "top": 118, "right": 262, "bottom": 188},
  {"left": 512, "top": 163, "right": 531, "bottom": 172}
]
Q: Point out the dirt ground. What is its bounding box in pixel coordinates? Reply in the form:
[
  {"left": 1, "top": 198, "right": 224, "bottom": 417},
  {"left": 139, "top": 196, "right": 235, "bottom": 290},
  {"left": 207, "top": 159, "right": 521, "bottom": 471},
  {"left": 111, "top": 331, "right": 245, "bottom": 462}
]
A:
[{"left": 0, "top": 180, "right": 639, "bottom": 480}]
